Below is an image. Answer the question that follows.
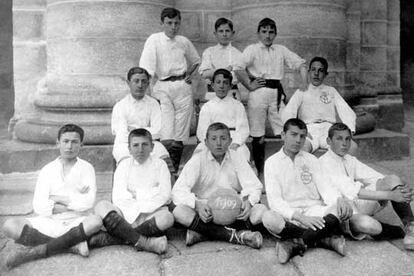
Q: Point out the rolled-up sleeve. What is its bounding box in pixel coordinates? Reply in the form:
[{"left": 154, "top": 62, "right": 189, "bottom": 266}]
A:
[{"left": 282, "top": 45, "right": 306, "bottom": 70}]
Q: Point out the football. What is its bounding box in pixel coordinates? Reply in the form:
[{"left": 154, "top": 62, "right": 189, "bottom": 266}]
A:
[{"left": 207, "top": 188, "right": 243, "bottom": 225}]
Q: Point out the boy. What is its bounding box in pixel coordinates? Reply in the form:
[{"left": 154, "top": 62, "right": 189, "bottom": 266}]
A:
[
  {"left": 235, "top": 17, "right": 307, "bottom": 174},
  {"left": 199, "top": 17, "right": 243, "bottom": 101},
  {"left": 262, "top": 118, "right": 353, "bottom": 263},
  {"left": 282, "top": 57, "right": 357, "bottom": 153},
  {"left": 172, "top": 122, "right": 266, "bottom": 248},
  {"left": 94, "top": 128, "right": 174, "bottom": 254},
  {"left": 111, "top": 67, "right": 173, "bottom": 171},
  {"left": 196, "top": 69, "right": 250, "bottom": 161},
  {"left": 3, "top": 124, "right": 102, "bottom": 268},
  {"left": 319, "top": 123, "right": 414, "bottom": 249},
  {"left": 139, "top": 7, "right": 201, "bottom": 172}
]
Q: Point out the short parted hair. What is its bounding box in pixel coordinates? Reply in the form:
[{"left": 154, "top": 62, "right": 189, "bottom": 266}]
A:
[
  {"left": 128, "top": 128, "right": 153, "bottom": 146},
  {"left": 283, "top": 118, "right": 307, "bottom": 133},
  {"left": 161, "top": 7, "right": 181, "bottom": 22},
  {"left": 212, "top": 68, "right": 233, "bottom": 84},
  {"left": 206, "top": 122, "right": 231, "bottom": 138},
  {"left": 215, "top": 17, "right": 234, "bottom": 31},
  {"left": 309, "top": 56, "right": 329, "bottom": 73},
  {"left": 328, "top": 122, "right": 352, "bottom": 139},
  {"left": 257, "top": 18, "right": 277, "bottom": 33},
  {"left": 127, "top": 67, "right": 150, "bottom": 81},
  {"left": 58, "top": 124, "right": 84, "bottom": 142}
]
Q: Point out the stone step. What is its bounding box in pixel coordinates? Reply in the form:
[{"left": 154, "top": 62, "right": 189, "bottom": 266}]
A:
[{"left": 0, "top": 128, "right": 409, "bottom": 174}]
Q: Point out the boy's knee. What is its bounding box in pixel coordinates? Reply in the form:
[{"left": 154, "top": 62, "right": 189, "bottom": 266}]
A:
[
  {"left": 3, "top": 218, "right": 28, "bottom": 240},
  {"left": 83, "top": 214, "right": 103, "bottom": 235},
  {"left": 172, "top": 204, "right": 195, "bottom": 226},
  {"left": 94, "top": 200, "right": 116, "bottom": 218},
  {"left": 351, "top": 215, "right": 381, "bottom": 235},
  {"left": 262, "top": 210, "right": 285, "bottom": 234},
  {"left": 155, "top": 210, "right": 175, "bottom": 230},
  {"left": 249, "top": 204, "right": 267, "bottom": 225},
  {"left": 303, "top": 140, "right": 313, "bottom": 153},
  {"left": 377, "top": 175, "right": 402, "bottom": 191}
]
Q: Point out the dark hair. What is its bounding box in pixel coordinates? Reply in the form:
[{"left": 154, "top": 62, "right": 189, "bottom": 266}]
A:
[
  {"left": 309, "top": 56, "right": 329, "bottom": 73},
  {"left": 328, "top": 123, "right": 352, "bottom": 139},
  {"left": 215, "top": 17, "right": 234, "bottom": 31},
  {"left": 283, "top": 118, "right": 307, "bottom": 133},
  {"left": 212, "top": 68, "right": 233, "bottom": 84},
  {"left": 128, "top": 128, "right": 153, "bottom": 146},
  {"left": 58, "top": 124, "right": 84, "bottom": 142},
  {"left": 206, "top": 122, "right": 231, "bottom": 138},
  {"left": 257, "top": 18, "right": 277, "bottom": 33},
  {"left": 127, "top": 67, "right": 150, "bottom": 81},
  {"left": 161, "top": 7, "right": 181, "bottom": 22}
]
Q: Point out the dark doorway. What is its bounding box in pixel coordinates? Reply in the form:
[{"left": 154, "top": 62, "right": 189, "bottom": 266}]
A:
[{"left": 401, "top": 0, "right": 414, "bottom": 103}]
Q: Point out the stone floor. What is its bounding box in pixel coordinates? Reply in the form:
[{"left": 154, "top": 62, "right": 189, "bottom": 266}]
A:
[{"left": 1, "top": 104, "right": 414, "bottom": 275}]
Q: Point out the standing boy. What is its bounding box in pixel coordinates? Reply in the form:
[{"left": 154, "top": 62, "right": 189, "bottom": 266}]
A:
[
  {"left": 3, "top": 124, "right": 102, "bottom": 268},
  {"left": 262, "top": 119, "right": 353, "bottom": 263},
  {"left": 196, "top": 69, "right": 250, "bottom": 161},
  {"left": 139, "top": 7, "right": 201, "bottom": 172},
  {"left": 111, "top": 67, "right": 171, "bottom": 167},
  {"left": 282, "top": 57, "right": 356, "bottom": 153},
  {"left": 319, "top": 123, "right": 414, "bottom": 249},
  {"left": 235, "top": 18, "right": 307, "bottom": 174},
  {"left": 199, "top": 17, "right": 243, "bottom": 101},
  {"left": 172, "top": 122, "right": 266, "bottom": 248},
  {"left": 94, "top": 128, "right": 174, "bottom": 254}
]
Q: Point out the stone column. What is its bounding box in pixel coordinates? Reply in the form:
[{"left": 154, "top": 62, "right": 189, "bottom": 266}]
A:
[
  {"left": 12, "top": 0, "right": 46, "bottom": 130},
  {"left": 232, "top": 0, "right": 348, "bottom": 98},
  {"left": 14, "top": 0, "right": 173, "bottom": 144}
]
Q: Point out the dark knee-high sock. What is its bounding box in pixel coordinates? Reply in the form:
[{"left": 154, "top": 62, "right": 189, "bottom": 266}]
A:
[
  {"left": 16, "top": 225, "right": 52, "bottom": 246},
  {"left": 391, "top": 201, "right": 414, "bottom": 226},
  {"left": 252, "top": 137, "right": 265, "bottom": 174},
  {"left": 278, "top": 222, "right": 306, "bottom": 240},
  {"left": 103, "top": 211, "right": 142, "bottom": 245},
  {"left": 169, "top": 141, "right": 184, "bottom": 173},
  {"left": 134, "top": 217, "right": 164, "bottom": 237},
  {"left": 188, "top": 214, "right": 233, "bottom": 241},
  {"left": 302, "top": 214, "right": 340, "bottom": 247},
  {"left": 372, "top": 223, "right": 405, "bottom": 240},
  {"left": 46, "top": 223, "right": 87, "bottom": 256},
  {"left": 244, "top": 219, "right": 269, "bottom": 235}
]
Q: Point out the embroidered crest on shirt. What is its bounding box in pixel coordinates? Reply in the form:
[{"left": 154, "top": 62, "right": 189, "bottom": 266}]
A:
[
  {"left": 320, "top": 91, "right": 331, "bottom": 104},
  {"left": 300, "top": 164, "right": 312, "bottom": 184}
]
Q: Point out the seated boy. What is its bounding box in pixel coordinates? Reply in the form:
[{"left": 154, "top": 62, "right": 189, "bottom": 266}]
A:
[
  {"left": 196, "top": 69, "right": 250, "bottom": 161},
  {"left": 235, "top": 17, "right": 307, "bottom": 174},
  {"left": 3, "top": 124, "right": 102, "bottom": 268},
  {"left": 112, "top": 67, "right": 173, "bottom": 171},
  {"left": 262, "top": 118, "right": 353, "bottom": 263},
  {"left": 319, "top": 123, "right": 414, "bottom": 249},
  {"left": 282, "top": 57, "right": 357, "bottom": 153},
  {"left": 94, "top": 128, "right": 174, "bottom": 254},
  {"left": 199, "top": 17, "right": 243, "bottom": 101},
  {"left": 172, "top": 122, "right": 266, "bottom": 248}
]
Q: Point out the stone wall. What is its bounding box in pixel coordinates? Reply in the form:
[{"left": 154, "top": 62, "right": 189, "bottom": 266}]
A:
[
  {"left": 12, "top": 0, "right": 404, "bottom": 143},
  {"left": 0, "top": 0, "right": 14, "bottom": 129}
]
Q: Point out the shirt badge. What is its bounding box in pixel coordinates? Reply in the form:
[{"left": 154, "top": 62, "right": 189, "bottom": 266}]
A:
[
  {"left": 320, "top": 91, "right": 331, "bottom": 104},
  {"left": 300, "top": 165, "right": 312, "bottom": 184}
]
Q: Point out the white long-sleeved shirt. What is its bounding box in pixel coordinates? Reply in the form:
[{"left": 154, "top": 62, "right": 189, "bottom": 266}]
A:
[
  {"left": 264, "top": 149, "right": 341, "bottom": 220},
  {"left": 199, "top": 43, "right": 243, "bottom": 84},
  {"left": 172, "top": 149, "right": 262, "bottom": 208},
  {"left": 196, "top": 95, "right": 249, "bottom": 145},
  {"left": 238, "top": 42, "right": 305, "bottom": 79},
  {"left": 112, "top": 156, "right": 171, "bottom": 223},
  {"left": 33, "top": 157, "right": 96, "bottom": 218},
  {"left": 282, "top": 84, "right": 356, "bottom": 132},
  {"left": 111, "top": 94, "right": 163, "bottom": 162},
  {"left": 319, "top": 149, "right": 384, "bottom": 200},
  {"left": 139, "top": 32, "right": 200, "bottom": 79}
]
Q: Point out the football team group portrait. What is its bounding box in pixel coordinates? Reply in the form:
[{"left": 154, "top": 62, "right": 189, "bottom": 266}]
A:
[{"left": 2, "top": 2, "right": 414, "bottom": 275}]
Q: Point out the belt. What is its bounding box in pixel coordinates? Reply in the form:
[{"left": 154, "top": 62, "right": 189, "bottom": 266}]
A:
[
  {"left": 252, "top": 77, "right": 286, "bottom": 111},
  {"left": 160, "top": 73, "right": 186, "bottom": 82},
  {"left": 228, "top": 127, "right": 236, "bottom": 131}
]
